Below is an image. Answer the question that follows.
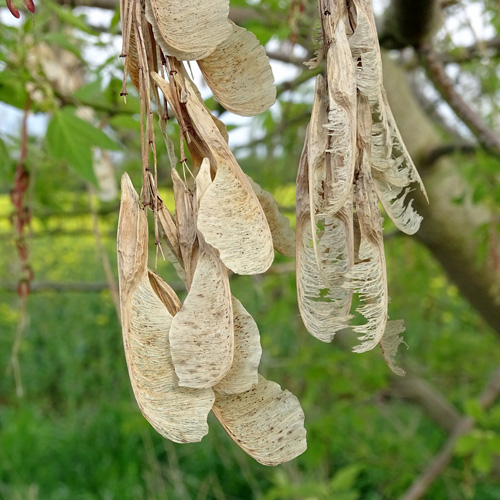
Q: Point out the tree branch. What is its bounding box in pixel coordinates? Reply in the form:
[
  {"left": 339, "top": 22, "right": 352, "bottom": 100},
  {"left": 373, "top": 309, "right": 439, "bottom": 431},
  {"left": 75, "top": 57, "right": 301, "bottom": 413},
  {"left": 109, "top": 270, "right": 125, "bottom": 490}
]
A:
[
  {"left": 442, "top": 36, "right": 500, "bottom": 64},
  {"left": 419, "top": 43, "right": 500, "bottom": 157},
  {"left": 400, "top": 366, "right": 500, "bottom": 500},
  {"left": 380, "top": 0, "right": 441, "bottom": 49},
  {"left": 389, "top": 378, "right": 461, "bottom": 433},
  {"left": 422, "top": 142, "right": 477, "bottom": 166}
]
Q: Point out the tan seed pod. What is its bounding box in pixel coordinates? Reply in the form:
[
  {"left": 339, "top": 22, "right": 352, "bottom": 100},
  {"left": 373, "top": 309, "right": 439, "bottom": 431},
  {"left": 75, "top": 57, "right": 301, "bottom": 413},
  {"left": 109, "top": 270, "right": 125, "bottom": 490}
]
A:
[
  {"left": 117, "top": 174, "right": 214, "bottom": 443},
  {"left": 213, "top": 374, "right": 307, "bottom": 466},
  {"left": 197, "top": 162, "right": 275, "bottom": 275},
  {"left": 147, "top": 269, "right": 182, "bottom": 315},
  {"left": 169, "top": 241, "right": 234, "bottom": 389},
  {"left": 247, "top": 176, "right": 295, "bottom": 258},
  {"left": 296, "top": 132, "right": 353, "bottom": 342},
  {"left": 345, "top": 147, "right": 389, "bottom": 353},
  {"left": 214, "top": 297, "right": 262, "bottom": 396},
  {"left": 198, "top": 21, "right": 276, "bottom": 116},
  {"left": 145, "top": 0, "right": 232, "bottom": 61},
  {"left": 152, "top": 72, "right": 275, "bottom": 275},
  {"left": 325, "top": 18, "right": 357, "bottom": 216}
]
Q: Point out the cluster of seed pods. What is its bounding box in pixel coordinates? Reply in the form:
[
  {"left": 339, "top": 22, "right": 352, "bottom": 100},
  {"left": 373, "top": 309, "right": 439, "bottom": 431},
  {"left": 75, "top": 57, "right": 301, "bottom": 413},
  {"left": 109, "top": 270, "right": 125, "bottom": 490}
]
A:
[
  {"left": 117, "top": 0, "right": 306, "bottom": 465},
  {"left": 296, "top": 0, "right": 426, "bottom": 375}
]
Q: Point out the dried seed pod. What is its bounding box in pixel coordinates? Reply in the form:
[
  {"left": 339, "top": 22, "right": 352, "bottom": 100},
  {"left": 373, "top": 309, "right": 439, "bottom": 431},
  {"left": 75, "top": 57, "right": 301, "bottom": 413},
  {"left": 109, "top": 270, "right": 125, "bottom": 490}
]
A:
[
  {"left": 325, "top": 17, "right": 357, "bottom": 215},
  {"left": 148, "top": 269, "right": 182, "bottom": 314},
  {"left": 198, "top": 21, "right": 276, "bottom": 116},
  {"left": 117, "top": 174, "right": 214, "bottom": 443},
  {"left": 196, "top": 161, "right": 274, "bottom": 275},
  {"left": 213, "top": 375, "right": 307, "bottom": 466},
  {"left": 169, "top": 240, "right": 234, "bottom": 389},
  {"left": 145, "top": 0, "right": 231, "bottom": 60},
  {"left": 214, "top": 297, "right": 262, "bottom": 395},
  {"left": 151, "top": 72, "right": 275, "bottom": 275},
  {"left": 296, "top": 130, "right": 353, "bottom": 342},
  {"left": 345, "top": 146, "right": 389, "bottom": 353},
  {"left": 247, "top": 176, "right": 296, "bottom": 258}
]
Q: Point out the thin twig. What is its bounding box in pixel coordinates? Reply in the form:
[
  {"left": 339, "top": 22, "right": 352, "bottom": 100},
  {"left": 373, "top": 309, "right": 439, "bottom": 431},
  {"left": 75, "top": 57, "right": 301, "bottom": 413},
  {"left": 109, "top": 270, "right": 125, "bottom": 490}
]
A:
[
  {"left": 422, "top": 142, "right": 477, "bottom": 166},
  {"left": 88, "top": 186, "right": 121, "bottom": 318},
  {"left": 419, "top": 42, "right": 500, "bottom": 157},
  {"left": 400, "top": 366, "right": 500, "bottom": 500}
]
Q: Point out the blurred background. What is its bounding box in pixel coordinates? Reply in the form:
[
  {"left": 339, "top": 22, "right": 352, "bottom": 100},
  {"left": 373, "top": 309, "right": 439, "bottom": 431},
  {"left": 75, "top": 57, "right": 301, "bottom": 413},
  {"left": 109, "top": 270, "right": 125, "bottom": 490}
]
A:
[{"left": 1, "top": 0, "right": 500, "bottom": 498}]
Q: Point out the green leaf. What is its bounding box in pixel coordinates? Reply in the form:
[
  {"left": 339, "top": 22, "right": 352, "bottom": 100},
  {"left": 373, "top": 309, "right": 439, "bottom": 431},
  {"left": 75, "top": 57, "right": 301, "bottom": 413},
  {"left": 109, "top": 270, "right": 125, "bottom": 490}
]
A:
[
  {"left": 472, "top": 447, "right": 494, "bottom": 474},
  {"left": 40, "top": 33, "right": 83, "bottom": 60},
  {"left": 330, "top": 464, "right": 363, "bottom": 492},
  {"left": 465, "top": 399, "right": 483, "bottom": 420},
  {"left": 455, "top": 434, "right": 478, "bottom": 455},
  {"left": 47, "top": 112, "right": 95, "bottom": 185},
  {"left": 46, "top": 108, "right": 119, "bottom": 185},
  {"left": 44, "top": 0, "right": 98, "bottom": 36}
]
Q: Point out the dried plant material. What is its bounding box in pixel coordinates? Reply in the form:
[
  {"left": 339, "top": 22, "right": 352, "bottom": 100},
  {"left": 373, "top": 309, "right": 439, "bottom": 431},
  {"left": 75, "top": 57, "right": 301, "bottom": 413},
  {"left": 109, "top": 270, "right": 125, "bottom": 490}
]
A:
[
  {"left": 214, "top": 297, "right": 262, "bottom": 395},
  {"left": 126, "top": 274, "right": 215, "bottom": 443},
  {"left": 197, "top": 162, "right": 275, "bottom": 275},
  {"left": 117, "top": 174, "right": 214, "bottom": 443},
  {"left": 325, "top": 17, "right": 357, "bottom": 215},
  {"left": 198, "top": 21, "right": 276, "bottom": 116},
  {"left": 346, "top": 150, "right": 388, "bottom": 353},
  {"left": 247, "top": 176, "right": 295, "bottom": 257},
  {"left": 195, "top": 158, "right": 213, "bottom": 210},
  {"left": 348, "top": 0, "right": 426, "bottom": 235},
  {"left": 117, "top": 174, "right": 148, "bottom": 298},
  {"left": 126, "top": 21, "right": 140, "bottom": 92},
  {"left": 213, "top": 375, "right": 307, "bottom": 466},
  {"left": 148, "top": 269, "right": 182, "bottom": 315},
  {"left": 152, "top": 72, "right": 274, "bottom": 275},
  {"left": 349, "top": 0, "right": 383, "bottom": 100},
  {"left": 145, "top": 0, "right": 231, "bottom": 60},
  {"left": 371, "top": 95, "right": 427, "bottom": 235},
  {"left": 380, "top": 320, "right": 406, "bottom": 376},
  {"left": 169, "top": 241, "right": 234, "bottom": 389},
  {"left": 296, "top": 136, "right": 352, "bottom": 342},
  {"left": 171, "top": 169, "right": 197, "bottom": 288}
]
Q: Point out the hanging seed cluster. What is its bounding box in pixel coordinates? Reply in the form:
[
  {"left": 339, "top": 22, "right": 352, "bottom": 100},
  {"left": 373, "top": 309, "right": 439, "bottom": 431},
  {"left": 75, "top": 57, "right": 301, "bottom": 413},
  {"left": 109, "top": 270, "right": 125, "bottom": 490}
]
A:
[
  {"left": 296, "top": 0, "right": 427, "bottom": 375},
  {"left": 117, "top": 0, "right": 306, "bottom": 465},
  {"left": 117, "top": 0, "right": 426, "bottom": 464}
]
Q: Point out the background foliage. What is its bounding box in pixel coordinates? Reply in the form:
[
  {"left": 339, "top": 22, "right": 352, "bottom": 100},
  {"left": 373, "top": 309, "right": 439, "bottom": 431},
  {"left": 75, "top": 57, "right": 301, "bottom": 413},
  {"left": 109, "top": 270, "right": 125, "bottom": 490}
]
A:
[{"left": 1, "top": 1, "right": 500, "bottom": 499}]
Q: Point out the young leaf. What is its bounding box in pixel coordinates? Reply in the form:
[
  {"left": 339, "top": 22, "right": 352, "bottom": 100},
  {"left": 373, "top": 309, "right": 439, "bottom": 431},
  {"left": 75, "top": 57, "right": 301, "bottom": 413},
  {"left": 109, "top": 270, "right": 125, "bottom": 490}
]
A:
[{"left": 46, "top": 108, "right": 119, "bottom": 185}]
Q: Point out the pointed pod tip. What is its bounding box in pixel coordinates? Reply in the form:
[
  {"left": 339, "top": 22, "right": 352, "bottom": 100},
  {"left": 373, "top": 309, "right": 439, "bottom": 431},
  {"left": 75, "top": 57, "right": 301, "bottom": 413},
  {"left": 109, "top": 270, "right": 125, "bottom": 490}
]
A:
[{"left": 120, "top": 173, "right": 139, "bottom": 203}]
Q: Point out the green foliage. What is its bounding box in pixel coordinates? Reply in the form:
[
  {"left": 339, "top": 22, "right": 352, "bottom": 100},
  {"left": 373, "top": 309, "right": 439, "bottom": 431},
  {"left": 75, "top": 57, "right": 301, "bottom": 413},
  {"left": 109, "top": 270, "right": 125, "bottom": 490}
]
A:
[{"left": 46, "top": 108, "right": 119, "bottom": 185}]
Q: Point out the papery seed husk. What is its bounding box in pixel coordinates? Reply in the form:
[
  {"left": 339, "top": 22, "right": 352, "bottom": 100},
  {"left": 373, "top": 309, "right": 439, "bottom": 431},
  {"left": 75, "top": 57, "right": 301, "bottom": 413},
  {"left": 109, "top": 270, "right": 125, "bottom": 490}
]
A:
[
  {"left": 214, "top": 297, "right": 262, "bottom": 395},
  {"left": 117, "top": 174, "right": 214, "bottom": 443},
  {"left": 198, "top": 21, "right": 276, "bottom": 116},
  {"left": 145, "top": 0, "right": 232, "bottom": 60},
  {"left": 213, "top": 375, "right": 307, "bottom": 466},
  {"left": 169, "top": 241, "right": 234, "bottom": 389}
]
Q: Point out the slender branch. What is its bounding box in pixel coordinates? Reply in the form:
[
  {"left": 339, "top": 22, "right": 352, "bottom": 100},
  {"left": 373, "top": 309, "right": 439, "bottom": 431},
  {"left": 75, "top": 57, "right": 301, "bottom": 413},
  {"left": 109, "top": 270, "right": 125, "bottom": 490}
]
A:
[
  {"left": 419, "top": 42, "right": 500, "bottom": 157},
  {"left": 442, "top": 36, "right": 500, "bottom": 64},
  {"left": 422, "top": 142, "right": 477, "bottom": 166},
  {"left": 400, "top": 366, "right": 500, "bottom": 500},
  {"left": 389, "top": 378, "right": 461, "bottom": 433}
]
